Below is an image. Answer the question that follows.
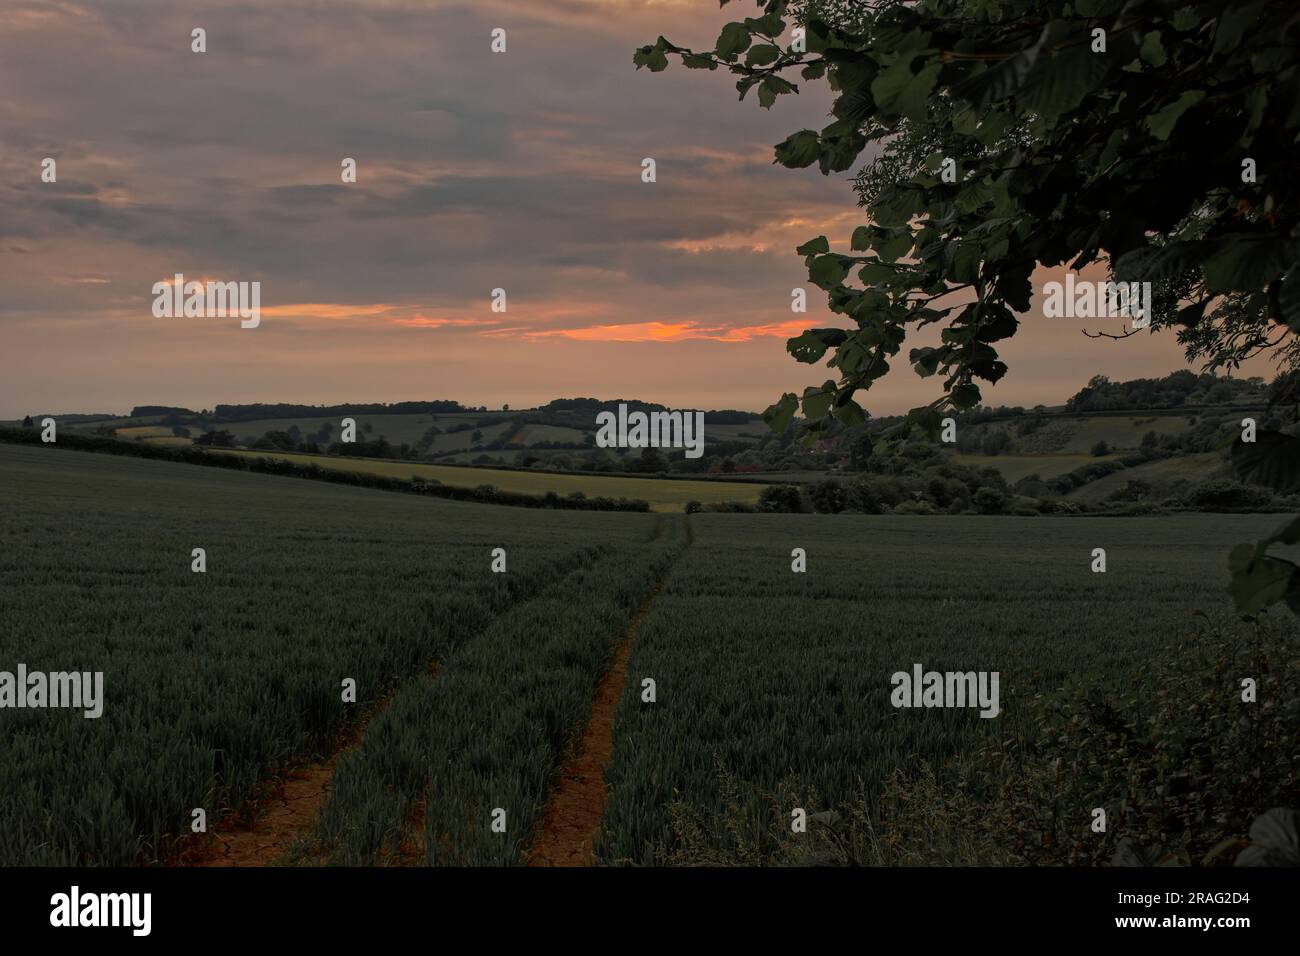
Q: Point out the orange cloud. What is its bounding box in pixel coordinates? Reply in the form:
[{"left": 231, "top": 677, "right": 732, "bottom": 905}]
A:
[
  {"left": 392, "top": 315, "right": 484, "bottom": 329},
  {"left": 525, "top": 318, "right": 821, "bottom": 343},
  {"left": 258, "top": 302, "right": 399, "bottom": 320}
]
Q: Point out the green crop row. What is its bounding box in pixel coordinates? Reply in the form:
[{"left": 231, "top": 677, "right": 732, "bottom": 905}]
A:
[
  {"left": 0, "top": 443, "right": 656, "bottom": 864},
  {"left": 596, "top": 513, "right": 1300, "bottom": 864},
  {"left": 306, "top": 518, "right": 686, "bottom": 865}
]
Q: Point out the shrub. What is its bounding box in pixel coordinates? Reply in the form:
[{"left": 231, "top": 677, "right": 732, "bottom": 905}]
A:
[
  {"left": 973, "top": 486, "right": 1007, "bottom": 515},
  {"left": 1182, "top": 479, "right": 1272, "bottom": 511},
  {"left": 757, "top": 484, "right": 803, "bottom": 514},
  {"left": 809, "top": 479, "right": 846, "bottom": 514}
]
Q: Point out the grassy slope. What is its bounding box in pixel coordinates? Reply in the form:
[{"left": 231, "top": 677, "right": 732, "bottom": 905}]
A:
[
  {"left": 1067, "top": 451, "right": 1226, "bottom": 503},
  {"left": 215, "top": 448, "right": 767, "bottom": 512}
]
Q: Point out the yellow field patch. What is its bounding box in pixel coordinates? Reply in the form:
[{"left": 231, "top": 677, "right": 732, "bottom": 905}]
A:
[{"left": 213, "top": 448, "right": 765, "bottom": 512}]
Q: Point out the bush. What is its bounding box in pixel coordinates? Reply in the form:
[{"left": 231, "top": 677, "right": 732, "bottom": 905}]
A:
[
  {"left": 757, "top": 484, "right": 803, "bottom": 514},
  {"left": 973, "top": 486, "right": 1007, "bottom": 515},
  {"left": 684, "top": 500, "right": 702, "bottom": 514},
  {"left": 1091, "top": 440, "right": 1111, "bottom": 456},
  {"left": 809, "top": 479, "right": 847, "bottom": 514},
  {"left": 1182, "top": 479, "right": 1273, "bottom": 511}
]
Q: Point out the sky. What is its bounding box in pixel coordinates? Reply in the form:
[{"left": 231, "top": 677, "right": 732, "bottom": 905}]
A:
[{"left": 0, "top": 0, "right": 1277, "bottom": 418}]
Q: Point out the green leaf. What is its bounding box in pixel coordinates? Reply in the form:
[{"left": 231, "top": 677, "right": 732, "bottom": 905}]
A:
[
  {"left": 795, "top": 235, "right": 830, "bottom": 257},
  {"left": 874, "top": 232, "right": 913, "bottom": 263},
  {"left": 1139, "top": 31, "right": 1166, "bottom": 67},
  {"left": 716, "top": 22, "right": 752, "bottom": 60},
  {"left": 762, "top": 393, "right": 798, "bottom": 433},
  {"left": 746, "top": 43, "right": 779, "bottom": 66},
  {"left": 906, "top": 406, "right": 943, "bottom": 440},
  {"left": 1212, "top": 4, "right": 1258, "bottom": 57},
  {"left": 857, "top": 262, "right": 896, "bottom": 285},
  {"left": 871, "top": 59, "right": 940, "bottom": 122},
  {"left": 1114, "top": 241, "right": 1210, "bottom": 282},
  {"left": 681, "top": 53, "right": 717, "bottom": 70},
  {"left": 830, "top": 398, "right": 866, "bottom": 427},
  {"left": 1146, "top": 90, "right": 1204, "bottom": 141},
  {"left": 1228, "top": 548, "right": 1296, "bottom": 616},
  {"left": 787, "top": 328, "right": 847, "bottom": 364},
  {"left": 1278, "top": 268, "right": 1300, "bottom": 331},
  {"left": 948, "top": 242, "right": 982, "bottom": 284},
  {"left": 1201, "top": 238, "right": 1290, "bottom": 295},
  {"left": 1019, "top": 38, "right": 1112, "bottom": 122},
  {"left": 950, "top": 383, "right": 981, "bottom": 409},
  {"left": 774, "top": 130, "right": 820, "bottom": 168},
  {"left": 809, "top": 254, "right": 850, "bottom": 289},
  {"left": 1263, "top": 515, "right": 1300, "bottom": 550},
  {"left": 633, "top": 46, "right": 669, "bottom": 72},
  {"left": 910, "top": 347, "right": 941, "bottom": 377},
  {"left": 1231, "top": 431, "right": 1300, "bottom": 492},
  {"left": 757, "top": 75, "right": 796, "bottom": 110},
  {"left": 801, "top": 384, "right": 836, "bottom": 421},
  {"left": 850, "top": 226, "right": 873, "bottom": 251}
]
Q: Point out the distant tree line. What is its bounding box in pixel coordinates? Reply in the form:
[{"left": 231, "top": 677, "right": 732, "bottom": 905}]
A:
[{"left": 1065, "top": 371, "right": 1265, "bottom": 413}]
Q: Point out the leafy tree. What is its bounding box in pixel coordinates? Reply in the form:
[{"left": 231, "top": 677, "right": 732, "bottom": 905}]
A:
[
  {"left": 21, "top": 415, "right": 33, "bottom": 428},
  {"left": 194, "top": 429, "right": 236, "bottom": 448},
  {"left": 810, "top": 478, "right": 847, "bottom": 512},
  {"left": 1091, "top": 439, "right": 1111, "bottom": 457},
  {"left": 638, "top": 447, "right": 670, "bottom": 472},
  {"left": 637, "top": 0, "right": 1299, "bottom": 450},
  {"left": 973, "top": 486, "right": 1008, "bottom": 514},
  {"left": 758, "top": 484, "right": 804, "bottom": 512}
]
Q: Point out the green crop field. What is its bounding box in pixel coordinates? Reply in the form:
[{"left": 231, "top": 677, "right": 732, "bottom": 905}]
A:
[
  {"left": 0, "top": 442, "right": 658, "bottom": 865},
  {"left": 596, "top": 511, "right": 1300, "bottom": 864},
  {"left": 2, "top": 441, "right": 1295, "bottom": 867},
  {"left": 214, "top": 448, "right": 767, "bottom": 511}
]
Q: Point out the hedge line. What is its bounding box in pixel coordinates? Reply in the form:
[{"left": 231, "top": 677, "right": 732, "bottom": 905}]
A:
[{"left": 0, "top": 427, "right": 652, "bottom": 513}]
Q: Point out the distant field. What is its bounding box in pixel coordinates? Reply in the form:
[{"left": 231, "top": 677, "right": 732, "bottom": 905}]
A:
[
  {"left": 215, "top": 413, "right": 485, "bottom": 448},
  {"left": 214, "top": 448, "right": 767, "bottom": 511},
  {"left": 425, "top": 421, "right": 513, "bottom": 454},
  {"left": 511, "top": 423, "right": 587, "bottom": 444},
  {"left": 114, "top": 425, "right": 177, "bottom": 439},
  {"left": 704, "top": 422, "right": 766, "bottom": 443},
  {"left": 1010, "top": 410, "right": 1248, "bottom": 455},
  {"left": 1067, "top": 452, "right": 1226, "bottom": 503},
  {"left": 955, "top": 453, "right": 1119, "bottom": 482}
]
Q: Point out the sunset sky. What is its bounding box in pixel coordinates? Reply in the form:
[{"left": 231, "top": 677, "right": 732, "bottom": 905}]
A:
[{"left": 0, "top": 0, "right": 1276, "bottom": 419}]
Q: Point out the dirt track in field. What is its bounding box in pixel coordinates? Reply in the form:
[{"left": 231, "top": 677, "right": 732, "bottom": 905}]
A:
[
  {"left": 177, "top": 686, "right": 402, "bottom": 867},
  {"left": 525, "top": 571, "right": 671, "bottom": 867},
  {"left": 193, "top": 757, "right": 346, "bottom": 867}
]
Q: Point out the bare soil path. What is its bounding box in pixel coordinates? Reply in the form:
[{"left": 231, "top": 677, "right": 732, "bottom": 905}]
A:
[{"left": 526, "top": 532, "right": 685, "bottom": 866}]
